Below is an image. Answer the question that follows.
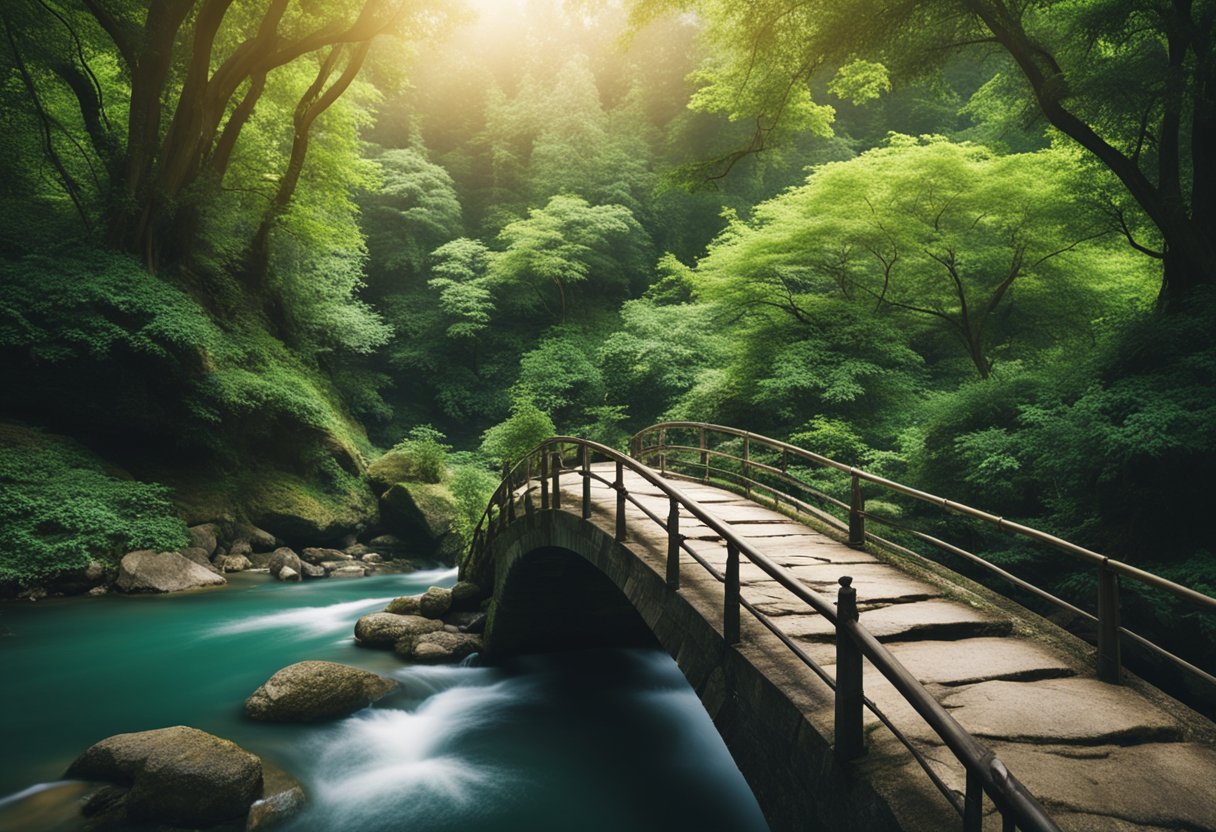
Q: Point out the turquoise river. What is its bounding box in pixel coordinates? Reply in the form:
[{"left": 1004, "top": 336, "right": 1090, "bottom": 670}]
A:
[{"left": 0, "top": 569, "right": 770, "bottom": 831}]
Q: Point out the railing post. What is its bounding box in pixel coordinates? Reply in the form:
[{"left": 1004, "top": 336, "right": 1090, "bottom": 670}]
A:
[
  {"left": 666, "top": 497, "right": 680, "bottom": 591},
  {"left": 540, "top": 449, "right": 549, "bottom": 510},
  {"left": 502, "top": 462, "right": 514, "bottom": 526},
  {"left": 659, "top": 427, "right": 667, "bottom": 476},
  {"left": 581, "top": 444, "right": 591, "bottom": 520},
  {"left": 524, "top": 456, "right": 534, "bottom": 515},
  {"left": 1098, "top": 562, "right": 1122, "bottom": 683},
  {"left": 834, "top": 576, "right": 864, "bottom": 762},
  {"left": 615, "top": 459, "right": 627, "bottom": 542},
  {"left": 551, "top": 451, "right": 561, "bottom": 510},
  {"left": 724, "top": 541, "right": 740, "bottom": 645},
  {"left": 963, "top": 767, "right": 983, "bottom": 832},
  {"left": 848, "top": 472, "right": 865, "bottom": 548},
  {"left": 743, "top": 435, "right": 751, "bottom": 497},
  {"left": 699, "top": 426, "right": 708, "bottom": 482}
]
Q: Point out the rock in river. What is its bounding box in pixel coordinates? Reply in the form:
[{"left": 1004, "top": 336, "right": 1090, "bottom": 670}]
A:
[
  {"left": 114, "top": 550, "right": 226, "bottom": 593},
  {"left": 245, "top": 660, "right": 397, "bottom": 722},
  {"left": 268, "top": 547, "right": 302, "bottom": 580},
  {"left": 64, "top": 726, "right": 262, "bottom": 827},
  {"left": 399, "top": 631, "right": 483, "bottom": 663},
  {"left": 419, "top": 586, "right": 452, "bottom": 619},
  {"left": 354, "top": 612, "right": 443, "bottom": 647}
]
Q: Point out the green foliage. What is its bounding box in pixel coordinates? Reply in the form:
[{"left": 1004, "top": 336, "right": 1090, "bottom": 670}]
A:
[
  {"left": 479, "top": 401, "right": 557, "bottom": 467},
  {"left": 0, "top": 425, "right": 187, "bottom": 583},
  {"left": 0, "top": 250, "right": 221, "bottom": 363},
  {"left": 389, "top": 426, "right": 451, "bottom": 485},
  {"left": 491, "top": 194, "right": 650, "bottom": 322},
  {"left": 361, "top": 147, "right": 465, "bottom": 295},
  {"left": 449, "top": 463, "right": 501, "bottom": 544}
]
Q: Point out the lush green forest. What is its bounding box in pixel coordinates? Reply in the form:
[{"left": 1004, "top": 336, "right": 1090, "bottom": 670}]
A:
[{"left": 1, "top": 0, "right": 1213, "bottom": 671}]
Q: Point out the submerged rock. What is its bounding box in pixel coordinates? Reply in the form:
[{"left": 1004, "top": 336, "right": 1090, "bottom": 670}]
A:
[
  {"left": 115, "top": 550, "right": 226, "bottom": 594},
  {"left": 278, "top": 566, "right": 300, "bottom": 582},
  {"left": 354, "top": 612, "right": 443, "bottom": 647},
  {"left": 245, "top": 660, "right": 397, "bottom": 722},
  {"left": 401, "top": 631, "right": 483, "bottom": 663},
  {"left": 65, "top": 726, "right": 262, "bottom": 827}
]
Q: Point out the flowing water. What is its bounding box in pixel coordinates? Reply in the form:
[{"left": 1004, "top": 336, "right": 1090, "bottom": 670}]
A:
[{"left": 0, "top": 570, "right": 770, "bottom": 831}]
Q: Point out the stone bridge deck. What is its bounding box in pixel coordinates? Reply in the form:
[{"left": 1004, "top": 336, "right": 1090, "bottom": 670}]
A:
[{"left": 485, "top": 463, "right": 1216, "bottom": 832}]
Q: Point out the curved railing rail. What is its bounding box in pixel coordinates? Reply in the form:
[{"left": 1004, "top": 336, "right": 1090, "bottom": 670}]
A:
[
  {"left": 630, "top": 421, "right": 1216, "bottom": 692},
  {"left": 466, "top": 435, "right": 1060, "bottom": 832}
]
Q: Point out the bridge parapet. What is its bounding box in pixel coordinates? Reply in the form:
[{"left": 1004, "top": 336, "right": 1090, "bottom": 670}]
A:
[{"left": 630, "top": 421, "right": 1216, "bottom": 701}]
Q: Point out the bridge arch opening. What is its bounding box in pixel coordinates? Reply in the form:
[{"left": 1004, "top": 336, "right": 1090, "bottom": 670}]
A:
[{"left": 484, "top": 545, "right": 658, "bottom": 657}]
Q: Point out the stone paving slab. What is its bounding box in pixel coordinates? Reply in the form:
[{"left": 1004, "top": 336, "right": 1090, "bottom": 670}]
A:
[
  {"left": 782, "top": 562, "right": 942, "bottom": 603},
  {"left": 939, "top": 678, "right": 1183, "bottom": 745},
  {"left": 991, "top": 742, "right": 1216, "bottom": 830},
  {"left": 884, "top": 637, "right": 1076, "bottom": 686},
  {"left": 783, "top": 599, "right": 1012, "bottom": 643}
]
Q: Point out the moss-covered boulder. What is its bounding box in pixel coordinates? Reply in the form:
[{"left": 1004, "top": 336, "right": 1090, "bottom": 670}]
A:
[
  {"left": 247, "top": 473, "right": 377, "bottom": 546},
  {"left": 378, "top": 482, "right": 463, "bottom": 561},
  {"left": 244, "top": 661, "right": 397, "bottom": 722}
]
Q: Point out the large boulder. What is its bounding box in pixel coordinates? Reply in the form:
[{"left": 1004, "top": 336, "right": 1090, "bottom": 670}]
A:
[
  {"left": 399, "top": 631, "right": 483, "bottom": 663},
  {"left": 115, "top": 551, "right": 226, "bottom": 594},
  {"left": 267, "top": 548, "right": 302, "bottom": 580},
  {"left": 379, "top": 483, "right": 458, "bottom": 558},
  {"left": 354, "top": 613, "right": 443, "bottom": 647},
  {"left": 419, "top": 586, "right": 452, "bottom": 619},
  {"left": 300, "top": 547, "right": 348, "bottom": 566},
  {"left": 244, "top": 661, "right": 397, "bottom": 723},
  {"left": 65, "top": 726, "right": 262, "bottom": 827},
  {"left": 187, "top": 524, "right": 220, "bottom": 556},
  {"left": 244, "top": 525, "right": 279, "bottom": 553}
]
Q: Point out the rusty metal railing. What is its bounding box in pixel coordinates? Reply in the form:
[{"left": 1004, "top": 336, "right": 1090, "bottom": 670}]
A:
[
  {"left": 630, "top": 421, "right": 1216, "bottom": 692},
  {"left": 465, "top": 435, "right": 1061, "bottom": 832}
]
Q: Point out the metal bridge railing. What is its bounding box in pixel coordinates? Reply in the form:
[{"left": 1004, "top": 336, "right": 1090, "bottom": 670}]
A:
[
  {"left": 629, "top": 421, "right": 1216, "bottom": 693},
  {"left": 466, "top": 434, "right": 1061, "bottom": 832}
]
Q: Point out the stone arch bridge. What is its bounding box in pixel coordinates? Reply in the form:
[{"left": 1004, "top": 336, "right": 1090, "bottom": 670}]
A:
[{"left": 460, "top": 422, "right": 1216, "bottom": 832}]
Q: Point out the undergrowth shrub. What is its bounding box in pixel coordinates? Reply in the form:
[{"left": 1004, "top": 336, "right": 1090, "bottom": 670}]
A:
[{"left": 0, "top": 425, "right": 187, "bottom": 583}]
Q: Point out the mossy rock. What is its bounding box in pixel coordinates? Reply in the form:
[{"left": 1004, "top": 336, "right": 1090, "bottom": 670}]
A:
[
  {"left": 379, "top": 482, "right": 456, "bottom": 546},
  {"left": 246, "top": 473, "right": 377, "bottom": 546}
]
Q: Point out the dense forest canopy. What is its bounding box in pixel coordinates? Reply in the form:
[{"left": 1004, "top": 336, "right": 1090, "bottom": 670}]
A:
[{"left": 0, "top": 0, "right": 1213, "bottom": 672}]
